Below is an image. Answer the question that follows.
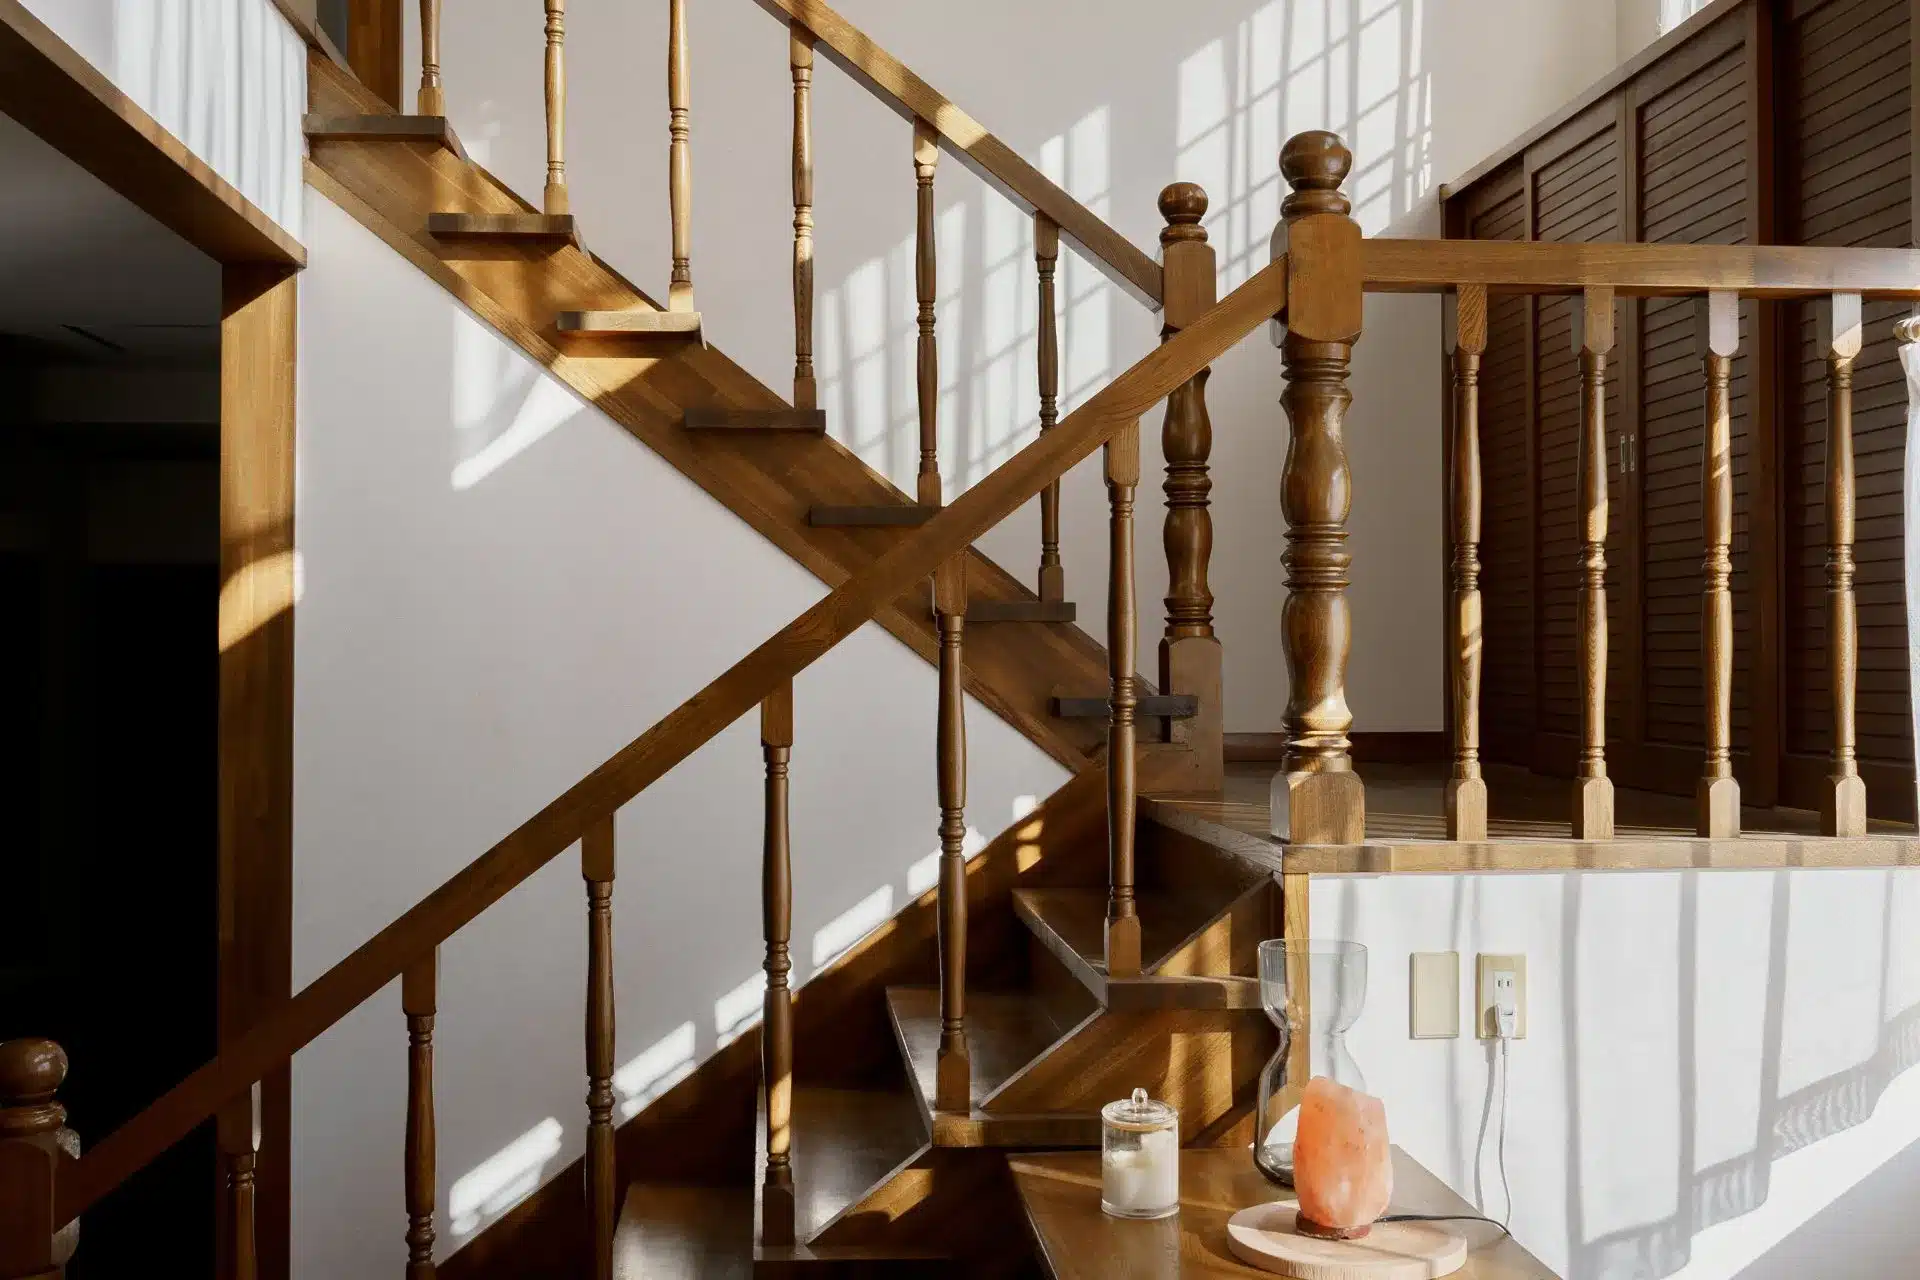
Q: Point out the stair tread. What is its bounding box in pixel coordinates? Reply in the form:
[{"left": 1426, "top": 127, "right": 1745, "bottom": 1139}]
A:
[
  {"left": 1050, "top": 693, "right": 1199, "bottom": 719},
  {"left": 683, "top": 407, "right": 827, "bottom": 431},
  {"left": 1012, "top": 887, "right": 1226, "bottom": 979},
  {"left": 558, "top": 308, "right": 703, "bottom": 337},
  {"left": 758, "top": 1084, "right": 928, "bottom": 1244},
  {"left": 614, "top": 1182, "right": 753, "bottom": 1280},
  {"left": 884, "top": 985, "right": 1069, "bottom": 1114},
  {"left": 427, "top": 211, "right": 580, "bottom": 245},
  {"left": 966, "top": 599, "right": 1078, "bottom": 623},
  {"left": 808, "top": 504, "right": 938, "bottom": 527},
  {"left": 302, "top": 112, "right": 465, "bottom": 159}
]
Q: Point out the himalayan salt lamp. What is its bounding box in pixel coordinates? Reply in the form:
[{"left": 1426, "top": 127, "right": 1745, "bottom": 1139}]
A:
[{"left": 1291, "top": 1075, "right": 1391, "bottom": 1240}]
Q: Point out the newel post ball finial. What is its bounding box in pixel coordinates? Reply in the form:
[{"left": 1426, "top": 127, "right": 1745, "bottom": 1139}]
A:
[
  {"left": 1158, "top": 182, "right": 1209, "bottom": 245},
  {"left": 1281, "top": 131, "right": 1353, "bottom": 219},
  {"left": 0, "top": 1037, "right": 68, "bottom": 1135}
]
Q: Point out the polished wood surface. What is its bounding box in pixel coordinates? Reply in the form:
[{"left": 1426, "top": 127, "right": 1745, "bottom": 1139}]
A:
[
  {"left": 747, "top": 0, "right": 1162, "bottom": 307},
  {"left": 914, "top": 117, "right": 942, "bottom": 507},
  {"left": 218, "top": 1092, "right": 258, "bottom": 1280},
  {"left": 425, "top": 212, "right": 579, "bottom": 244},
  {"left": 344, "top": 0, "right": 403, "bottom": 109},
  {"left": 1445, "top": 284, "right": 1488, "bottom": 840},
  {"left": 0, "top": 1039, "right": 74, "bottom": 1279},
  {"left": 68, "top": 64, "right": 1288, "bottom": 1214},
  {"left": 1571, "top": 288, "right": 1615, "bottom": 839},
  {"left": 1697, "top": 291, "right": 1740, "bottom": 838},
  {"left": 302, "top": 113, "right": 464, "bottom": 159},
  {"left": 1054, "top": 694, "right": 1198, "bottom": 721},
  {"left": 969, "top": 599, "right": 1077, "bottom": 624},
  {"left": 1159, "top": 183, "right": 1224, "bottom": 791},
  {"left": 218, "top": 266, "right": 299, "bottom": 1280},
  {"left": 759, "top": 681, "right": 796, "bottom": 1247},
  {"left": 933, "top": 557, "right": 971, "bottom": 1111},
  {"left": 1011, "top": 1147, "right": 1558, "bottom": 1280},
  {"left": 1037, "top": 211, "right": 1066, "bottom": 601},
  {"left": 541, "top": 0, "right": 568, "bottom": 215},
  {"left": 0, "top": 0, "right": 304, "bottom": 266},
  {"left": 680, "top": 408, "right": 824, "bottom": 431},
  {"left": 1106, "top": 420, "right": 1144, "bottom": 978},
  {"left": 1363, "top": 238, "right": 1920, "bottom": 297},
  {"left": 1275, "top": 132, "right": 1365, "bottom": 846},
  {"left": 1821, "top": 294, "right": 1867, "bottom": 837},
  {"left": 666, "top": 0, "right": 693, "bottom": 312},
  {"left": 582, "top": 817, "right": 616, "bottom": 1280},
  {"left": 805, "top": 503, "right": 936, "bottom": 527},
  {"left": 554, "top": 309, "right": 701, "bottom": 336},
  {"left": 790, "top": 23, "right": 817, "bottom": 410},
  {"left": 1146, "top": 762, "right": 1920, "bottom": 875},
  {"left": 416, "top": 0, "right": 443, "bottom": 115},
  {"left": 402, "top": 953, "right": 437, "bottom": 1279}
]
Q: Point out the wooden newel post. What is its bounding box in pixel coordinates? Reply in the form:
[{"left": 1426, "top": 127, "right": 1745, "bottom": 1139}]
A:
[
  {"left": 932, "top": 557, "right": 970, "bottom": 1110},
  {"left": 1268, "top": 131, "right": 1365, "bottom": 846},
  {"left": 1444, "top": 284, "right": 1488, "bottom": 840},
  {"left": 759, "top": 680, "right": 796, "bottom": 1247},
  {"left": 1158, "top": 182, "right": 1223, "bottom": 791},
  {"left": 0, "top": 1039, "right": 77, "bottom": 1280},
  {"left": 1697, "top": 291, "right": 1741, "bottom": 838},
  {"left": 1822, "top": 293, "right": 1867, "bottom": 836},
  {"left": 1571, "top": 287, "right": 1616, "bottom": 839}
]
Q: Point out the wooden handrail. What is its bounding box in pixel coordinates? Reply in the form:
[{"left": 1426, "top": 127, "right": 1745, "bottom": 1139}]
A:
[
  {"left": 1364, "top": 240, "right": 1920, "bottom": 297},
  {"left": 54, "top": 253, "right": 1289, "bottom": 1227},
  {"left": 747, "top": 0, "right": 1163, "bottom": 309}
]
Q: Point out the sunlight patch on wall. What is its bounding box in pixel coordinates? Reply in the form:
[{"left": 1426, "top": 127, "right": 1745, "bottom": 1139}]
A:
[
  {"left": 613, "top": 1020, "right": 698, "bottom": 1121},
  {"left": 714, "top": 971, "right": 767, "bottom": 1049},
  {"left": 448, "top": 307, "right": 580, "bottom": 489},
  {"left": 905, "top": 826, "right": 988, "bottom": 897},
  {"left": 811, "top": 884, "right": 896, "bottom": 974},
  {"left": 447, "top": 1115, "right": 565, "bottom": 1238}
]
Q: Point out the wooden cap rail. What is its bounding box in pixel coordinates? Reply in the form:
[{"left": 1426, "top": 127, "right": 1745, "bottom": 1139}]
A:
[
  {"left": 47, "top": 253, "right": 1289, "bottom": 1229},
  {"left": 1364, "top": 240, "right": 1920, "bottom": 298}
]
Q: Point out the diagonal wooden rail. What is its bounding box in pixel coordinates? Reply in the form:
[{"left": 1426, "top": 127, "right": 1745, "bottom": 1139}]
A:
[
  {"left": 53, "top": 254, "right": 1288, "bottom": 1228},
  {"left": 749, "top": 0, "right": 1163, "bottom": 309},
  {"left": 1363, "top": 240, "right": 1920, "bottom": 297}
]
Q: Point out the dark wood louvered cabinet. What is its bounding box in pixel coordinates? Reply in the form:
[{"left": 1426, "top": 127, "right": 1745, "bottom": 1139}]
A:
[{"left": 1441, "top": 0, "right": 1918, "bottom": 818}]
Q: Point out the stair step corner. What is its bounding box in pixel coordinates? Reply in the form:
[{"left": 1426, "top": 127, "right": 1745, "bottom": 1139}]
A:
[
  {"left": 557, "top": 308, "right": 704, "bottom": 339},
  {"left": 427, "top": 211, "right": 581, "bottom": 247},
  {"left": 303, "top": 112, "right": 466, "bottom": 159}
]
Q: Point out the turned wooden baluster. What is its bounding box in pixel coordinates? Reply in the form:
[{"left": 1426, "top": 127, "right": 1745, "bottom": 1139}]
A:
[
  {"left": 417, "top": 0, "right": 444, "bottom": 115},
  {"left": 1158, "top": 182, "right": 1223, "bottom": 789},
  {"left": 1822, "top": 293, "right": 1867, "bottom": 836},
  {"left": 403, "top": 950, "right": 438, "bottom": 1279},
  {"left": 582, "top": 816, "right": 616, "bottom": 1280},
  {"left": 932, "top": 557, "right": 970, "bottom": 1108},
  {"left": 1269, "top": 132, "right": 1365, "bottom": 845},
  {"left": 217, "top": 1083, "right": 260, "bottom": 1280},
  {"left": 542, "top": 0, "right": 568, "bottom": 215},
  {"left": 1571, "top": 288, "right": 1616, "bottom": 839},
  {"left": 790, "top": 25, "right": 816, "bottom": 410},
  {"left": 1698, "top": 292, "right": 1741, "bottom": 838},
  {"left": 759, "top": 680, "right": 796, "bottom": 1246},
  {"left": 667, "top": 0, "right": 694, "bottom": 312},
  {"left": 0, "top": 1039, "right": 76, "bottom": 1280},
  {"left": 1444, "top": 284, "right": 1489, "bottom": 840},
  {"left": 1036, "top": 213, "right": 1064, "bottom": 600},
  {"left": 914, "top": 119, "right": 942, "bottom": 507},
  {"left": 1106, "top": 421, "right": 1143, "bottom": 976}
]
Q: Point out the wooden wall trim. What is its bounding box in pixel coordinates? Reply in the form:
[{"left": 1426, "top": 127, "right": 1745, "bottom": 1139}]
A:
[
  {"left": 1444, "top": 0, "right": 1754, "bottom": 197},
  {"left": 218, "top": 265, "right": 299, "bottom": 1280},
  {"left": 344, "top": 0, "right": 404, "bottom": 111},
  {"left": 0, "top": 0, "right": 305, "bottom": 267}
]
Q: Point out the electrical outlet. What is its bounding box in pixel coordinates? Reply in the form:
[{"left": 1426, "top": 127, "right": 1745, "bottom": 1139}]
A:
[{"left": 1476, "top": 953, "right": 1527, "bottom": 1040}]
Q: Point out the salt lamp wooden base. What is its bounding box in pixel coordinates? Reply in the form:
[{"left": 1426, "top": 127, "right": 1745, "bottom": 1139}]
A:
[{"left": 1225, "top": 1200, "right": 1467, "bottom": 1279}]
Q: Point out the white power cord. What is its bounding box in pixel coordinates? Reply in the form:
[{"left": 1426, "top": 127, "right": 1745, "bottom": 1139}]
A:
[{"left": 1492, "top": 993, "right": 1518, "bottom": 1230}]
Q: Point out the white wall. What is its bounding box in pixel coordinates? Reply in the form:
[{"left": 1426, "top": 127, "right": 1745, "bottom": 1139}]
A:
[
  {"left": 20, "top": 0, "right": 306, "bottom": 237},
  {"left": 405, "top": 0, "right": 1618, "bottom": 733},
  {"left": 290, "top": 189, "right": 1068, "bottom": 1274},
  {"left": 1316, "top": 869, "right": 1920, "bottom": 1280}
]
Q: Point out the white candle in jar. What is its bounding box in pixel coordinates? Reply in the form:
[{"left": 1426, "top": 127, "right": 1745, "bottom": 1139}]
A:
[{"left": 1101, "top": 1089, "right": 1180, "bottom": 1219}]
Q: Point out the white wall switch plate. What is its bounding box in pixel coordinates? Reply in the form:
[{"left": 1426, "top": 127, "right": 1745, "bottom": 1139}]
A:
[
  {"left": 1409, "top": 951, "right": 1459, "bottom": 1039},
  {"left": 1476, "top": 953, "right": 1527, "bottom": 1039}
]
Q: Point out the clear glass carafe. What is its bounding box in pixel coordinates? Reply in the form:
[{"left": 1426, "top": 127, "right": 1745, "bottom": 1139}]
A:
[{"left": 1252, "top": 939, "right": 1368, "bottom": 1185}]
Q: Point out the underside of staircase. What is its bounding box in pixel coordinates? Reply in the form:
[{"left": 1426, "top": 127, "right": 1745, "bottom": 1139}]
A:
[{"left": 303, "top": 53, "right": 1206, "bottom": 785}]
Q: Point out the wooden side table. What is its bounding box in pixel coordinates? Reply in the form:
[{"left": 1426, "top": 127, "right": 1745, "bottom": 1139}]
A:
[{"left": 1009, "top": 1146, "right": 1560, "bottom": 1279}]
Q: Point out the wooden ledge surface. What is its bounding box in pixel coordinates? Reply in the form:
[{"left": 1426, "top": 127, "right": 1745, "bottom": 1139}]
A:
[{"left": 1365, "top": 239, "right": 1920, "bottom": 299}]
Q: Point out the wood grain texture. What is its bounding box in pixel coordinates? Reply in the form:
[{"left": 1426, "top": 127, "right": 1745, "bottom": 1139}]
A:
[
  {"left": 746, "top": 0, "right": 1162, "bottom": 307},
  {"left": 217, "top": 1086, "right": 259, "bottom": 1280},
  {"left": 302, "top": 113, "right": 464, "bottom": 159},
  {"left": 344, "top": 0, "right": 403, "bottom": 109},
  {"left": 416, "top": 0, "right": 443, "bottom": 115},
  {"left": 1106, "top": 421, "right": 1143, "bottom": 978},
  {"left": 1363, "top": 238, "right": 1920, "bottom": 296},
  {"left": 542, "top": 0, "right": 567, "bottom": 214},
  {"left": 1445, "top": 284, "right": 1489, "bottom": 839},
  {"left": 0, "top": 0, "right": 303, "bottom": 266}
]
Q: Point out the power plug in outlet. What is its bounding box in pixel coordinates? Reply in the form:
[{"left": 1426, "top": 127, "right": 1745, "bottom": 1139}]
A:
[{"left": 1476, "top": 953, "right": 1527, "bottom": 1040}]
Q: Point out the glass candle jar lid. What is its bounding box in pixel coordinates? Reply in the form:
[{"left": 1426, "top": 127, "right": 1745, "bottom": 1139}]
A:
[{"left": 1102, "top": 1087, "right": 1177, "bottom": 1132}]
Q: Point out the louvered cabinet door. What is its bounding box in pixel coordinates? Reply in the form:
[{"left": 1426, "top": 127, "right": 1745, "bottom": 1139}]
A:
[
  {"left": 1635, "top": 33, "right": 1759, "bottom": 788},
  {"left": 1464, "top": 175, "right": 1536, "bottom": 764},
  {"left": 1782, "top": 0, "right": 1915, "bottom": 817},
  {"left": 1531, "top": 111, "right": 1629, "bottom": 777}
]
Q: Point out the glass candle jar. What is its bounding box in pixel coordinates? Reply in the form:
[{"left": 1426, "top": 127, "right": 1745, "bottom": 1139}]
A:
[{"left": 1100, "top": 1088, "right": 1179, "bottom": 1219}]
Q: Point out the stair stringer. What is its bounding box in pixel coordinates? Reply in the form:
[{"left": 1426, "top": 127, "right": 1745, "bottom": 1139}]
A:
[{"left": 304, "top": 50, "right": 1157, "bottom": 774}]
